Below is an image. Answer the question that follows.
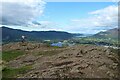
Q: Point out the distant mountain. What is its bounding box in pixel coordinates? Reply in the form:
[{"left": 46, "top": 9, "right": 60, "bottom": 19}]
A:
[
  {"left": 1, "top": 26, "right": 74, "bottom": 42},
  {"left": 72, "top": 33, "right": 84, "bottom": 37},
  {"left": 73, "top": 33, "right": 93, "bottom": 38},
  {"left": 91, "top": 28, "right": 120, "bottom": 40}
]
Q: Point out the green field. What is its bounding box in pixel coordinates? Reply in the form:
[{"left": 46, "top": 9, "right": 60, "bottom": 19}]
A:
[
  {"left": 2, "top": 65, "right": 32, "bottom": 78},
  {"left": 2, "top": 50, "right": 25, "bottom": 62}
]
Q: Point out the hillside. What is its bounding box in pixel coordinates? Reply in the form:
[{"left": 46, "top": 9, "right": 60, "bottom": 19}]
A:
[
  {"left": 2, "top": 42, "right": 120, "bottom": 79},
  {"left": 92, "top": 28, "right": 119, "bottom": 40},
  {"left": 1, "top": 27, "right": 74, "bottom": 43}
]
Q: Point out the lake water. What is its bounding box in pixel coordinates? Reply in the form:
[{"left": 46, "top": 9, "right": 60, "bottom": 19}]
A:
[
  {"left": 51, "top": 42, "right": 63, "bottom": 47},
  {"left": 51, "top": 42, "right": 75, "bottom": 47}
]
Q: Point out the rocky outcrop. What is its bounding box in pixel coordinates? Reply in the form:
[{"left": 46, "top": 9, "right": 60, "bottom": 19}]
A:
[{"left": 2, "top": 43, "right": 120, "bottom": 78}]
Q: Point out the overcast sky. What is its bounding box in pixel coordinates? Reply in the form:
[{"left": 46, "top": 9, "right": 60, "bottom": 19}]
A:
[{"left": 0, "top": 0, "right": 118, "bottom": 34}]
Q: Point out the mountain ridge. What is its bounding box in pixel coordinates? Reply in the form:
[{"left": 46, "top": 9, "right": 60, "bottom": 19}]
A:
[
  {"left": 91, "top": 28, "right": 119, "bottom": 40},
  {"left": 1, "top": 26, "right": 75, "bottom": 42}
]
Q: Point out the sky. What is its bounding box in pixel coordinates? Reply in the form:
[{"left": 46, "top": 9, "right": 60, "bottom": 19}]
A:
[{"left": 0, "top": 0, "right": 118, "bottom": 34}]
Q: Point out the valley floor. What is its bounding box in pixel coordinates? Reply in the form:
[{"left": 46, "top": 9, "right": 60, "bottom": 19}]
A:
[{"left": 1, "top": 42, "right": 120, "bottom": 79}]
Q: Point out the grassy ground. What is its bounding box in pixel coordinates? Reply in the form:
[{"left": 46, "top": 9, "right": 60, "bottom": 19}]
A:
[
  {"left": 2, "top": 50, "right": 25, "bottom": 62},
  {"left": 2, "top": 65, "right": 32, "bottom": 78},
  {"left": 2, "top": 50, "right": 31, "bottom": 79}
]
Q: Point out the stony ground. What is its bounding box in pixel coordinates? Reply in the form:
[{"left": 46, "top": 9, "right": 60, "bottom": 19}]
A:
[{"left": 2, "top": 42, "right": 120, "bottom": 79}]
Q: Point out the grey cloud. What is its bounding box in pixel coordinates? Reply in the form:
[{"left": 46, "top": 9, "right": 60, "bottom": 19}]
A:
[{"left": 1, "top": 1, "right": 45, "bottom": 26}]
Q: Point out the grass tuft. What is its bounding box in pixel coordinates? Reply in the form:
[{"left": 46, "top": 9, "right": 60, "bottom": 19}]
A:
[
  {"left": 2, "top": 50, "right": 25, "bottom": 62},
  {"left": 2, "top": 65, "right": 32, "bottom": 78}
]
